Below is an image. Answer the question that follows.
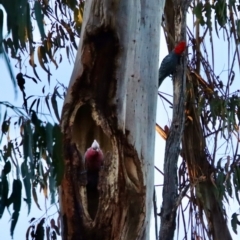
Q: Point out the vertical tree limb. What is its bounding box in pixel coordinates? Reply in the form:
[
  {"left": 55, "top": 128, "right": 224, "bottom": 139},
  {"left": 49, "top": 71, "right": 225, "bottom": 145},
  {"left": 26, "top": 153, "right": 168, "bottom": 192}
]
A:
[{"left": 159, "top": 0, "right": 190, "bottom": 239}]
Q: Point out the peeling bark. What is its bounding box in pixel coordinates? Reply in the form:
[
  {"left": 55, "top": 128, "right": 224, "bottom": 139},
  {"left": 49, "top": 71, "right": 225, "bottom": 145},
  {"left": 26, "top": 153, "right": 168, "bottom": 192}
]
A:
[{"left": 60, "top": 1, "right": 161, "bottom": 239}]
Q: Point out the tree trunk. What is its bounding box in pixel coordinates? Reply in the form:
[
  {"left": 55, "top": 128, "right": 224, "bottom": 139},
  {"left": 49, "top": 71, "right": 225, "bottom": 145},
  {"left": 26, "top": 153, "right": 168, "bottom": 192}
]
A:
[
  {"left": 59, "top": 1, "right": 162, "bottom": 239},
  {"left": 159, "top": 0, "right": 189, "bottom": 239}
]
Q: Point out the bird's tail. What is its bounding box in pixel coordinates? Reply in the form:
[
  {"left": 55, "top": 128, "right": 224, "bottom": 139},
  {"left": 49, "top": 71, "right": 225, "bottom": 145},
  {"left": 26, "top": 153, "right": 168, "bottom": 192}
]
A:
[{"left": 158, "top": 75, "right": 164, "bottom": 88}]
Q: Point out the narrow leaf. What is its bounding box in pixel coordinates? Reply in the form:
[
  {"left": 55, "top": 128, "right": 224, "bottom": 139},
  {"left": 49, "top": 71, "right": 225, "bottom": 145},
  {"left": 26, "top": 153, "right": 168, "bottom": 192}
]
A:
[{"left": 32, "top": 186, "right": 41, "bottom": 210}]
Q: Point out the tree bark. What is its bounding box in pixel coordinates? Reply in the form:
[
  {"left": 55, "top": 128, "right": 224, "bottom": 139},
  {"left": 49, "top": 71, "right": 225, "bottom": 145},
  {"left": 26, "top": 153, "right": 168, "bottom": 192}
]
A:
[
  {"left": 59, "top": 0, "right": 161, "bottom": 239},
  {"left": 159, "top": 0, "right": 189, "bottom": 239}
]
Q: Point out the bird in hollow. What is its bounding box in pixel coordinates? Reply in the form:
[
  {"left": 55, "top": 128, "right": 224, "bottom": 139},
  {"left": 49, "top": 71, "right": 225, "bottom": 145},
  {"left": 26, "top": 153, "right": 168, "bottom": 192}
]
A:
[
  {"left": 84, "top": 139, "right": 104, "bottom": 219},
  {"left": 158, "top": 41, "right": 186, "bottom": 87},
  {"left": 84, "top": 139, "right": 104, "bottom": 189}
]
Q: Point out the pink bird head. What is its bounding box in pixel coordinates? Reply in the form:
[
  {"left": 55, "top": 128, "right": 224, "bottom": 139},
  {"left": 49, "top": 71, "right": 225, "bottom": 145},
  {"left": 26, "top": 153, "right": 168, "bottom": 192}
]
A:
[
  {"left": 85, "top": 140, "right": 103, "bottom": 172},
  {"left": 91, "top": 139, "right": 100, "bottom": 150},
  {"left": 174, "top": 41, "right": 186, "bottom": 55}
]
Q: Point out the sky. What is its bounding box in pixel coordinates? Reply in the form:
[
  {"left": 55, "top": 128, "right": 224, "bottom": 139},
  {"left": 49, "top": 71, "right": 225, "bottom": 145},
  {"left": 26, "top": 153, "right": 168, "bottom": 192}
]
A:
[{"left": 0, "top": 4, "right": 240, "bottom": 240}]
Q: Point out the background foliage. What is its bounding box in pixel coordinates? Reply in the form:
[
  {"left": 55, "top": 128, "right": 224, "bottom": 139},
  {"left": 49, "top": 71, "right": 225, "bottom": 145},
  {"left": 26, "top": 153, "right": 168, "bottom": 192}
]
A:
[{"left": 0, "top": 0, "right": 83, "bottom": 238}]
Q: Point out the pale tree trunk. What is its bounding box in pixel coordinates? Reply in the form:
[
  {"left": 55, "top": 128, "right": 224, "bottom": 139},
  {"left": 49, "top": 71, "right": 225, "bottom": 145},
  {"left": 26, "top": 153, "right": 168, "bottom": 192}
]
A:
[{"left": 59, "top": 0, "right": 162, "bottom": 239}]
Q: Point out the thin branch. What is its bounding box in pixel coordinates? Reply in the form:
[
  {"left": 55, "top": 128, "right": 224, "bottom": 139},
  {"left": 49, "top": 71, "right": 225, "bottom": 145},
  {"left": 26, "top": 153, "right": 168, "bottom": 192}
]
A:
[{"left": 154, "top": 166, "right": 164, "bottom": 176}]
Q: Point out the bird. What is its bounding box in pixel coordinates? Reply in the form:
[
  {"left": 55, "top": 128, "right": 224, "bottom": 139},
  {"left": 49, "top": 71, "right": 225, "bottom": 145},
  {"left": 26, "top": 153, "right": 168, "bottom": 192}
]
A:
[
  {"left": 158, "top": 41, "right": 186, "bottom": 87},
  {"left": 84, "top": 139, "right": 104, "bottom": 188},
  {"left": 84, "top": 139, "right": 104, "bottom": 219}
]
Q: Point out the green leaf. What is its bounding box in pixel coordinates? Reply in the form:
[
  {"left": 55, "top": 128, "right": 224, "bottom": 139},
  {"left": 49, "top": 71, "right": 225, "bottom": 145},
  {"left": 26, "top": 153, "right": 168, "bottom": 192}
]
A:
[
  {"left": 36, "top": 98, "right": 40, "bottom": 113},
  {"left": 205, "top": 2, "right": 212, "bottom": 30},
  {"left": 21, "top": 161, "right": 31, "bottom": 214},
  {"left": 29, "top": 48, "right": 42, "bottom": 81},
  {"left": 46, "top": 122, "right": 53, "bottom": 155},
  {"left": 34, "top": 1, "right": 45, "bottom": 39},
  {"left": 233, "top": 167, "right": 240, "bottom": 204},
  {"left": 231, "top": 213, "right": 240, "bottom": 234},
  {"left": 3, "top": 161, "right": 11, "bottom": 174},
  {"left": 35, "top": 218, "right": 45, "bottom": 240},
  {"left": 0, "top": 172, "right": 9, "bottom": 218},
  {"left": 50, "top": 218, "right": 60, "bottom": 235},
  {"left": 235, "top": 166, "right": 240, "bottom": 188},
  {"left": 26, "top": 2, "right": 33, "bottom": 43},
  {"left": 23, "top": 121, "right": 34, "bottom": 178},
  {"left": 13, "top": 179, "right": 22, "bottom": 211},
  {"left": 236, "top": 19, "right": 240, "bottom": 41},
  {"left": 17, "top": 0, "right": 28, "bottom": 49},
  {"left": 46, "top": 226, "right": 50, "bottom": 240},
  {"left": 0, "top": 109, "right": 7, "bottom": 144},
  {"left": 52, "top": 124, "right": 64, "bottom": 186},
  {"left": 1, "top": 119, "right": 10, "bottom": 135},
  {"left": 3, "top": 142, "right": 13, "bottom": 161},
  {"left": 229, "top": 0, "right": 237, "bottom": 15},
  {"left": 216, "top": 171, "right": 225, "bottom": 201},
  {"left": 74, "top": 7, "right": 83, "bottom": 29},
  {"left": 45, "top": 94, "right": 52, "bottom": 115},
  {"left": 51, "top": 89, "right": 60, "bottom": 122},
  {"left": 0, "top": 8, "right": 17, "bottom": 97},
  {"left": 37, "top": 46, "right": 52, "bottom": 75},
  {"left": 66, "top": 45, "right": 70, "bottom": 63},
  {"left": 214, "top": 0, "right": 227, "bottom": 27},
  {"left": 32, "top": 186, "right": 41, "bottom": 210},
  {"left": 193, "top": 2, "right": 205, "bottom": 26},
  {"left": 49, "top": 169, "right": 56, "bottom": 204},
  {"left": 26, "top": 225, "right": 34, "bottom": 240},
  {"left": 7, "top": 179, "right": 22, "bottom": 211},
  {"left": 10, "top": 211, "right": 19, "bottom": 238},
  {"left": 43, "top": 40, "right": 58, "bottom": 69},
  {"left": 6, "top": 179, "right": 22, "bottom": 237},
  {"left": 216, "top": 158, "right": 223, "bottom": 170},
  {"left": 63, "top": 0, "right": 78, "bottom": 11},
  {"left": 29, "top": 98, "right": 37, "bottom": 114},
  {"left": 226, "top": 175, "right": 232, "bottom": 198}
]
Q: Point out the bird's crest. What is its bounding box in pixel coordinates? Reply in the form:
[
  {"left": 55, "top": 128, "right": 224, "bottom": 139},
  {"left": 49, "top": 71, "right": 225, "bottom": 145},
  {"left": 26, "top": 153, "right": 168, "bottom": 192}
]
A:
[
  {"left": 91, "top": 139, "right": 100, "bottom": 150},
  {"left": 174, "top": 41, "right": 186, "bottom": 55}
]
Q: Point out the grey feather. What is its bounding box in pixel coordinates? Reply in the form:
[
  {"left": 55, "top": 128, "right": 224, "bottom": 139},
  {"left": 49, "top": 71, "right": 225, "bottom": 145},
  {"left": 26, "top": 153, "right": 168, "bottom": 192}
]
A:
[{"left": 158, "top": 51, "right": 180, "bottom": 87}]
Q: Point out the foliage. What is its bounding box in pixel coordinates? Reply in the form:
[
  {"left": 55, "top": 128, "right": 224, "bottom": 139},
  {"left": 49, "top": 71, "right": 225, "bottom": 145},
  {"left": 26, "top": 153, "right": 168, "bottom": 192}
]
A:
[
  {"left": 0, "top": 0, "right": 83, "bottom": 237},
  {"left": 26, "top": 214, "right": 60, "bottom": 240},
  {"left": 157, "top": 0, "right": 240, "bottom": 239},
  {"left": 0, "top": 98, "right": 65, "bottom": 237},
  {"left": 0, "top": 0, "right": 84, "bottom": 89}
]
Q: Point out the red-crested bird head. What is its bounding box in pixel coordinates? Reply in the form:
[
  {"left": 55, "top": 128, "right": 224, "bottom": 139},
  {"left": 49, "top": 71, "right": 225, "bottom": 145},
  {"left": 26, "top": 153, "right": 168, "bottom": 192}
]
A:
[{"left": 174, "top": 41, "right": 186, "bottom": 55}]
